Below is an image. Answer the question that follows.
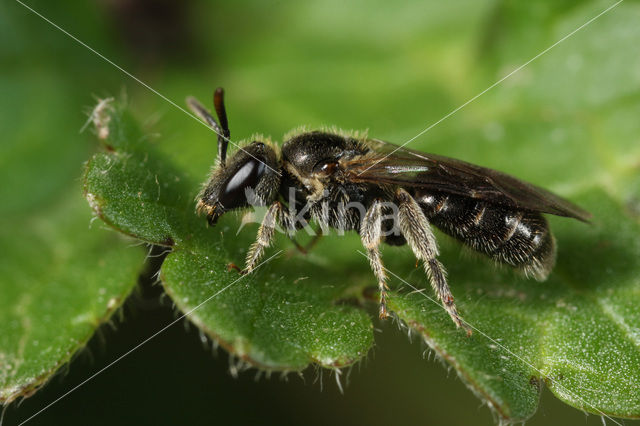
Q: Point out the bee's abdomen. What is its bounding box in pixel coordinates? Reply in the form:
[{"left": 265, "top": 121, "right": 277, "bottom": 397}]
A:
[{"left": 416, "top": 192, "right": 556, "bottom": 280}]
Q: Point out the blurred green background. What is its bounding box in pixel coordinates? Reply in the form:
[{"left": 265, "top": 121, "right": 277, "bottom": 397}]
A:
[{"left": 1, "top": 0, "right": 638, "bottom": 425}]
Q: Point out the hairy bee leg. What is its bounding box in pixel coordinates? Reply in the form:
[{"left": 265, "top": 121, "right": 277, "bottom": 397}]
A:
[
  {"left": 396, "top": 189, "right": 472, "bottom": 336},
  {"left": 360, "top": 199, "right": 390, "bottom": 319},
  {"left": 244, "top": 201, "right": 285, "bottom": 273}
]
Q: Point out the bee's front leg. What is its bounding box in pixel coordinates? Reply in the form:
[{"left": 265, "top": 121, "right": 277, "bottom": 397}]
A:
[
  {"left": 244, "top": 201, "right": 289, "bottom": 273},
  {"left": 360, "top": 199, "right": 390, "bottom": 319}
]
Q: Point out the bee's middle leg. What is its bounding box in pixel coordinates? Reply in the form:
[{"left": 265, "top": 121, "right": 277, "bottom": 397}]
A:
[
  {"left": 287, "top": 226, "right": 323, "bottom": 255},
  {"left": 360, "top": 199, "right": 390, "bottom": 319}
]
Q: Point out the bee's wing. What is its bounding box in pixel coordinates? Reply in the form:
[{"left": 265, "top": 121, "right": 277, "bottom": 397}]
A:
[{"left": 343, "top": 138, "right": 591, "bottom": 221}]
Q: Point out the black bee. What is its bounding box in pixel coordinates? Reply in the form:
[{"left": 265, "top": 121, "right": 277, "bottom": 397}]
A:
[{"left": 187, "top": 88, "right": 591, "bottom": 335}]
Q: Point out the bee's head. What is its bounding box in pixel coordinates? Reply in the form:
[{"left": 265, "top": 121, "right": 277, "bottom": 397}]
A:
[
  {"left": 197, "top": 141, "right": 280, "bottom": 225},
  {"left": 188, "top": 89, "right": 281, "bottom": 225}
]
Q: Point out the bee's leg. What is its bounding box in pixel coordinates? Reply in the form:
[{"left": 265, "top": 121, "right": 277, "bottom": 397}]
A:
[
  {"left": 287, "top": 237, "right": 307, "bottom": 255},
  {"left": 396, "top": 189, "right": 472, "bottom": 336},
  {"left": 360, "top": 199, "right": 390, "bottom": 319},
  {"left": 244, "top": 201, "right": 287, "bottom": 273},
  {"left": 302, "top": 228, "right": 324, "bottom": 254},
  {"left": 287, "top": 226, "right": 323, "bottom": 255}
]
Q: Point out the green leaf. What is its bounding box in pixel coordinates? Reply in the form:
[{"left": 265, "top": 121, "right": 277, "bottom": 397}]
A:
[
  {"left": 0, "top": 63, "right": 146, "bottom": 403},
  {"left": 83, "top": 102, "right": 373, "bottom": 370},
  {"left": 6, "top": 0, "right": 640, "bottom": 423},
  {"left": 78, "top": 1, "right": 640, "bottom": 423},
  {"left": 83, "top": 87, "right": 640, "bottom": 422},
  {"left": 83, "top": 106, "right": 205, "bottom": 247},
  {"left": 390, "top": 190, "right": 640, "bottom": 420},
  {"left": 161, "top": 247, "right": 372, "bottom": 369},
  {"left": 385, "top": 0, "right": 640, "bottom": 421},
  {"left": 0, "top": 195, "right": 144, "bottom": 403}
]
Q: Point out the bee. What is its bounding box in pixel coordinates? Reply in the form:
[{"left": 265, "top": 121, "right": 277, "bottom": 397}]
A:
[{"left": 187, "top": 88, "right": 591, "bottom": 335}]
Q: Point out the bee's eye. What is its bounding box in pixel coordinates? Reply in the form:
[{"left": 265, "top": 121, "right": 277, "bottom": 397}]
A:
[
  {"left": 220, "top": 159, "right": 266, "bottom": 208},
  {"left": 313, "top": 161, "right": 338, "bottom": 177}
]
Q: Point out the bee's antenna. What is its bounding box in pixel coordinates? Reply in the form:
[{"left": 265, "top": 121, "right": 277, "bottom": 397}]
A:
[
  {"left": 213, "top": 87, "right": 230, "bottom": 166},
  {"left": 186, "top": 88, "right": 230, "bottom": 167}
]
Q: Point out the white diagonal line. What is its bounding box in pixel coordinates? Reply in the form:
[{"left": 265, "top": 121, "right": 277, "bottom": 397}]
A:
[
  {"left": 18, "top": 251, "right": 282, "bottom": 425},
  {"left": 358, "top": 0, "right": 624, "bottom": 176},
  {"left": 356, "top": 250, "right": 623, "bottom": 426},
  {"left": 13, "top": 0, "right": 281, "bottom": 176}
]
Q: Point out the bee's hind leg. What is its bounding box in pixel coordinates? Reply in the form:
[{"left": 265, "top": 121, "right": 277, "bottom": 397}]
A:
[
  {"left": 395, "top": 188, "right": 472, "bottom": 336},
  {"left": 360, "top": 199, "right": 391, "bottom": 319}
]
